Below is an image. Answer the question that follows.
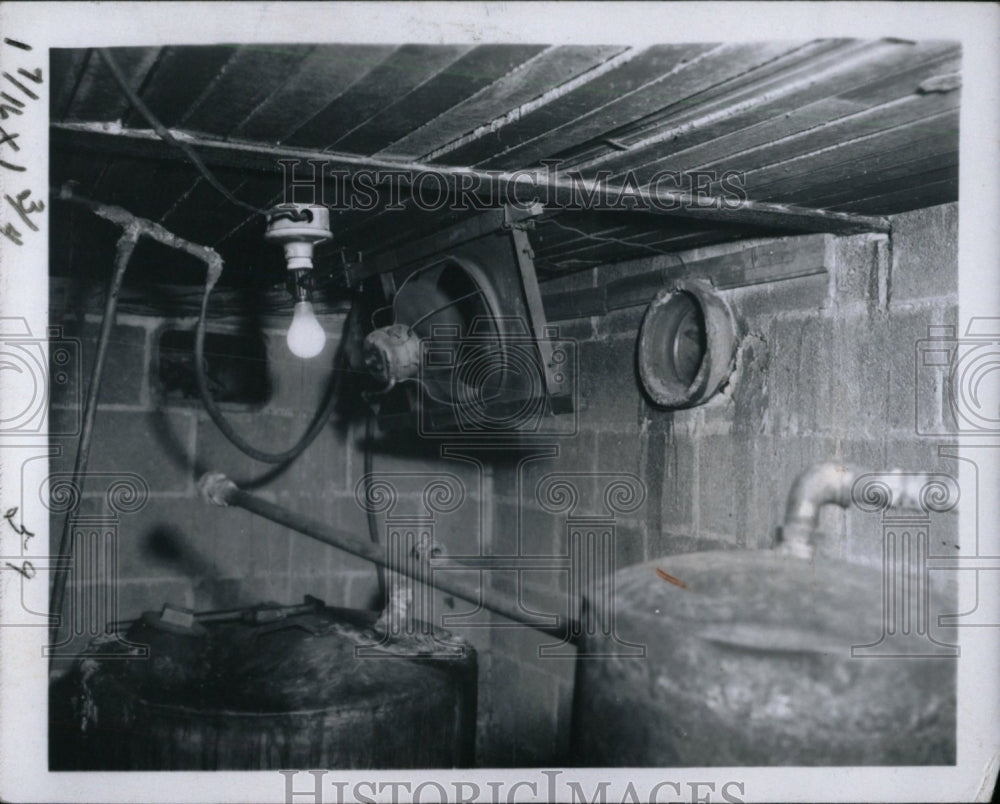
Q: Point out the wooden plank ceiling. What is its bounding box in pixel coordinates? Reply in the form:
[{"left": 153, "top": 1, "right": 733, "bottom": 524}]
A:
[{"left": 49, "top": 40, "right": 960, "bottom": 301}]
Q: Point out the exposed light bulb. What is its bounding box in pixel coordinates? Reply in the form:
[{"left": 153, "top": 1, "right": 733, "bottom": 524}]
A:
[{"left": 287, "top": 300, "right": 325, "bottom": 359}]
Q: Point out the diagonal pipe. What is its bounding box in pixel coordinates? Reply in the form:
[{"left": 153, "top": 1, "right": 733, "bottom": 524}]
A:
[{"left": 198, "top": 472, "right": 577, "bottom": 642}]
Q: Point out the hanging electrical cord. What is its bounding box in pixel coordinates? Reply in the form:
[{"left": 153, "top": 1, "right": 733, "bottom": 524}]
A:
[
  {"left": 195, "top": 266, "right": 340, "bottom": 464},
  {"left": 96, "top": 49, "right": 337, "bottom": 460},
  {"left": 543, "top": 215, "right": 678, "bottom": 257},
  {"left": 98, "top": 48, "right": 276, "bottom": 219},
  {"left": 363, "top": 411, "right": 388, "bottom": 611}
]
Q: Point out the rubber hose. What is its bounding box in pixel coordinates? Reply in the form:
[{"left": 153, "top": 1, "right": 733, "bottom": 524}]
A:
[{"left": 194, "top": 276, "right": 338, "bottom": 464}]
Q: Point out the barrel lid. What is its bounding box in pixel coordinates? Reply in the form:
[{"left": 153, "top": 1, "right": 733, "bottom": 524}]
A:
[
  {"left": 103, "top": 605, "right": 475, "bottom": 711},
  {"left": 590, "top": 550, "right": 940, "bottom": 656}
]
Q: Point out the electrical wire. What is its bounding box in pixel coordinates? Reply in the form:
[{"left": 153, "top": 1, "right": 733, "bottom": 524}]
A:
[
  {"left": 195, "top": 272, "right": 340, "bottom": 464},
  {"left": 98, "top": 48, "right": 269, "bottom": 218},
  {"left": 543, "top": 216, "right": 677, "bottom": 257},
  {"left": 363, "top": 411, "right": 388, "bottom": 611}
]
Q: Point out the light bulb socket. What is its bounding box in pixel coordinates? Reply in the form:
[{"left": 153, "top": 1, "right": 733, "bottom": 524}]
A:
[
  {"left": 289, "top": 269, "right": 313, "bottom": 303},
  {"left": 283, "top": 240, "right": 316, "bottom": 271}
]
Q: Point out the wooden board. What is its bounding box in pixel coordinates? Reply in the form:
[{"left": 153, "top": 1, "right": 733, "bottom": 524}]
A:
[
  {"left": 49, "top": 48, "right": 92, "bottom": 120},
  {"left": 334, "top": 44, "right": 549, "bottom": 156},
  {"left": 65, "top": 46, "right": 162, "bottom": 122},
  {"left": 430, "top": 44, "right": 720, "bottom": 167},
  {"left": 472, "top": 42, "right": 810, "bottom": 170},
  {"left": 124, "top": 45, "right": 237, "bottom": 128},
  {"left": 282, "top": 44, "right": 475, "bottom": 150},
  {"left": 178, "top": 44, "right": 315, "bottom": 137},
  {"left": 231, "top": 45, "right": 398, "bottom": 143},
  {"left": 380, "top": 45, "right": 628, "bottom": 160}
]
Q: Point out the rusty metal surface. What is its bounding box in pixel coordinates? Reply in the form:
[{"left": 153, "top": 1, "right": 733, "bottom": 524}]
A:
[
  {"left": 573, "top": 550, "right": 956, "bottom": 766},
  {"left": 51, "top": 606, "right": 477, "bottom": 770}
]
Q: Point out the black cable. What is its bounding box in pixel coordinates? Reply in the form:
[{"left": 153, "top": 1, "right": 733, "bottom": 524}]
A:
[
  {"left": 544, "top": 216, "right": 675, "bottom": 256},
  {"left": 98, "top": 48, "right": 269, "bottom": 218},
  {"left": 195, "top": 273, "right": 339, "bottom": 464},
  {"left": 364, "top": 412, "right": 387, "bottom": 611}
]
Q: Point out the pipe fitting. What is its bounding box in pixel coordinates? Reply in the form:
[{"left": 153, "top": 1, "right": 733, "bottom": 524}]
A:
[
  {"left": 778, "top": 462, "right": 958, "bottom": 558},
  {"left": 198, "top": 472, "right": 237, "bottom": 507}
]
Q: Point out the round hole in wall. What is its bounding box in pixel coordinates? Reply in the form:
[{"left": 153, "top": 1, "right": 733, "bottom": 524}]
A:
[{"left": 637, "top": 282, "right": 737, "bottom": 408}]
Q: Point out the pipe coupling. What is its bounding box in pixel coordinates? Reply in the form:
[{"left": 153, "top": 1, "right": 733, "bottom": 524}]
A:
[{"left": 198, "top": 472, "right": 237, "bottom": 506}]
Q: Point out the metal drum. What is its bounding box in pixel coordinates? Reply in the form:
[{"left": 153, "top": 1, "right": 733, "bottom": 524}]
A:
[
  {"left": 51, "top": 605, "right": 477, "bottom": 770},
  {"left": 572, "top": 550, "right": 956, "bottom": 766}
]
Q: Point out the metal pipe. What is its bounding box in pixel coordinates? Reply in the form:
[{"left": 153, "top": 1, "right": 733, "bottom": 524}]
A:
[
  {"left": 51, "top": 122, "right": 892, "bottom": 236},
  {"left": 198, "top": 472, "right": 576, "bottom": 641},
  {"left": 52, "top": 184, "right": 225, "bottom": 277},
  {"left": 49, "top": 185, "right": 225, "bottom": 646},
  {"left": 779, "top": 462, "right": 951, "bottom": 559},
  {"left": 49, "top": 223, "right": 140, "bottom": 644}
]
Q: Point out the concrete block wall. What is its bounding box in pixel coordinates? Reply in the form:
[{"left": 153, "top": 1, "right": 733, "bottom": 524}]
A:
[
  {"left": 45, "top": 309, "right": 389, "bottom": 660},
  {"left": 48, "top": 202, "right": 960, "bottom": 766},
  {"left": 479, "top": 202, "right": 960, "bottom": 765}
]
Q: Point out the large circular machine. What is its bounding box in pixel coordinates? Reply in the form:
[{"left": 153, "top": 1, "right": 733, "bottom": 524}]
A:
[
  {"left": 572, "top": 549, "right": 956, "bottom": 766},
  {"left": 51, "top": 604, "right": 477, "bottom": 770}
]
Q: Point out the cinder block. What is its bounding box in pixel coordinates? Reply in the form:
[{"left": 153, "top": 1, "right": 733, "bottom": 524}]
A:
[
  {"left": 830, "top": 233, "right": 884, "bottom": 305},
  {"left": 890, "top": 204, "right": 958, "bottom": 302},
  {"left": 287, "top": 421, "right": 351, "bottom": 493},
  {"left": 884, "top": 304, "right": 940, "bottom": 433},
  {"left": 696, "top": 435, "right": 753, "bottom": 543},
  {"left": 329, "top": 488, "right": 370, "bottom": 537},
  {"left": 540, "top": 266, "right": 596, "bottom": 294},
  {"left": 826, "top": 311, "right": 892, "bottom": 438},
  {"left": 247, "top": 520, "right": 292, "bottom": 578},
  {"left": 646, "top": 532, "right": 741, "bottom": 558},
  {"left": 288, "top": 528, "right": 333, "bottom": 577},
  {"left": 495, "top": 499, "right": 562, "bottom": 558},
  {"left": 597, "top": 430, "right": 642, "bottom": 474},
  {"left": 578, "top": 339, "right": 642, "bottom": 428},
  {"left": 55, "top": 320, "right": 150, "bottom": 408},
  {"left": 194, "top": 410, "right": 332, "bottom": 496},
  {"left": 766, "top": 314, "right": 836, "bottom": 436},
  {"left": 361, "top": 433, "right": 481, "bottom": 497},
  {"left": 114, "top": 497, "right": 215, "bottom": 581},
  {"left": 265, "top": 325, "right": 345, "bottom": 415},
  {"left": 729, "top": 332, "right": 770, "bottom": 438},
  {"left": 722, "top": 271, "right": 830, "bottom": 318},
  {"left": 594, "top": 306, "right": 646, "bottom": 338},
  {"left": 49, "top": 408, "right": 195, "bottom": 494},
  {"left": 658, "top": 429, "right": 695, "bottom": 536}
]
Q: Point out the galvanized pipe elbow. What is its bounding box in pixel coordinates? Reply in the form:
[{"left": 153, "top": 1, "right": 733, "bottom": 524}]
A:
[
  {"left": 779, "top": 462, "right": 863, "bottom": 558},
  {"left": 778, "top": 462, "right": 958, "bottom": 558}
]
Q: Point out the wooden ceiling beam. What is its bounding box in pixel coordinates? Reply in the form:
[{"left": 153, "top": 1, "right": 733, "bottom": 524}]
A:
[{"left": 51, "top": 121, "right": 891, "bottom": 235}]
